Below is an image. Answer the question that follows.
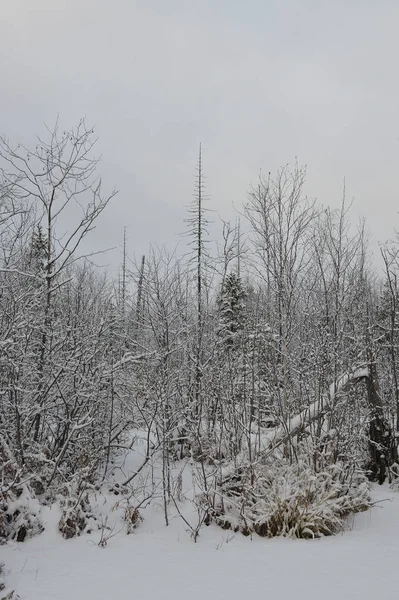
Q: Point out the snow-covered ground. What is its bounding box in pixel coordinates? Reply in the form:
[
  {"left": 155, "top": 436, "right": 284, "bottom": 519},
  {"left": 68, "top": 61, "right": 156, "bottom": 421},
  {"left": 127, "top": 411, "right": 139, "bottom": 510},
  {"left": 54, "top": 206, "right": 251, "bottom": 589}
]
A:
[{"left": 1, "top": 484, "right": 398, "bottom": 600}]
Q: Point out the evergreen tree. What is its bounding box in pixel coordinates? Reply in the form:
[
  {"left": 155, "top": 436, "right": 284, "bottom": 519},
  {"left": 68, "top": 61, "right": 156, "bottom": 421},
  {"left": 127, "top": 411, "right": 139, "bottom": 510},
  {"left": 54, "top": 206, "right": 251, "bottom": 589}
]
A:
[{"left": 217, "top": 272, "right": 246, "bottom": 349}]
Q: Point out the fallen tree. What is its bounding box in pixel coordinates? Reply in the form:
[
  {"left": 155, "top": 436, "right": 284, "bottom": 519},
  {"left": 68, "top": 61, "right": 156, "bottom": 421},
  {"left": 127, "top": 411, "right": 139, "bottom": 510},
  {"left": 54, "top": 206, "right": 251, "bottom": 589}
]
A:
[{"left": 260, "top": 363, "right": 397, "bottom": 483}]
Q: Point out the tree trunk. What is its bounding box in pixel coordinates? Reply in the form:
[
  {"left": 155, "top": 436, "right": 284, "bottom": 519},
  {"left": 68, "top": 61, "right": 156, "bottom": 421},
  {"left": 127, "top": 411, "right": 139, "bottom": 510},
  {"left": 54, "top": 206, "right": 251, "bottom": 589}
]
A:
[{"left": 365, "top": 358, "right": 397, "bottom": 484}]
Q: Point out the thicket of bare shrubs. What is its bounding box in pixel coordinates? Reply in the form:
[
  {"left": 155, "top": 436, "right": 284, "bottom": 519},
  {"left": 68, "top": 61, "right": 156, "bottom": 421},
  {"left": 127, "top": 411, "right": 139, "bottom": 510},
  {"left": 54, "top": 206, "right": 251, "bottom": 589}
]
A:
[{"left": 1, "top": 120, "right": 399, "bottom": 556}]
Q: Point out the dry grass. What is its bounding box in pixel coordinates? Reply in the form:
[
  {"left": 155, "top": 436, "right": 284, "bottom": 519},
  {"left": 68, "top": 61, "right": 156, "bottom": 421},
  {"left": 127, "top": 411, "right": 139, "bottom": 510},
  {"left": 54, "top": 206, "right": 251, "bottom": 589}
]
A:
[{"left": 206, "top": 457, "right": 370, "bottom": 539}]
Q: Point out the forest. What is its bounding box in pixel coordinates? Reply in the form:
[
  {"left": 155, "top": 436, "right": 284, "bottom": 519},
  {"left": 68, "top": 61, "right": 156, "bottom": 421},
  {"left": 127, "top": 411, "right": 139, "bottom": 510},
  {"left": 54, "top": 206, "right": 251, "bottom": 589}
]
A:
[{"left": 1, "top": 119, "right": 399, "bottom": 587}]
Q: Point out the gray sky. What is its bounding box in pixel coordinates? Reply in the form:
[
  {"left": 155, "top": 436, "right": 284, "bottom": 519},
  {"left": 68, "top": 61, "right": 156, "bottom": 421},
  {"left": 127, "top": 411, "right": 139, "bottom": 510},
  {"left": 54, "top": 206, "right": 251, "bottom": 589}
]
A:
[{"left": 1, "top": 0, "right": 399, "bottom": 271}]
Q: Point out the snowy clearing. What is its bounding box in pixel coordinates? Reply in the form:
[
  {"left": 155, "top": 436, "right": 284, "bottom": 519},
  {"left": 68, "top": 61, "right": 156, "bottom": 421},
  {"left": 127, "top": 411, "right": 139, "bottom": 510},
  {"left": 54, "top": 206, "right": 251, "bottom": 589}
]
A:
[{"left": 1, "top": 486, "right": 398, "bottom": 600}]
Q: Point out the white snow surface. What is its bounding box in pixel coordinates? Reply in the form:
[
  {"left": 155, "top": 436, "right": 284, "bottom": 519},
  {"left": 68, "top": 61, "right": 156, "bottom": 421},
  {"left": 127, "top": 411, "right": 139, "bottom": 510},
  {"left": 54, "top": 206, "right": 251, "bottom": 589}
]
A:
[{"left": 1, "top": 485, "right": 399, "bottom": 600}]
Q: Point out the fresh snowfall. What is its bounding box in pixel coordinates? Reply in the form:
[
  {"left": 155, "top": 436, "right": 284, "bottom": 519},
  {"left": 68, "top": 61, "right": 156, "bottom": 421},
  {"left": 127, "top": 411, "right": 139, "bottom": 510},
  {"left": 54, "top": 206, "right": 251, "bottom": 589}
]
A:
[{"left": 1, "top": 123, "right": 399, "bottom": 600}]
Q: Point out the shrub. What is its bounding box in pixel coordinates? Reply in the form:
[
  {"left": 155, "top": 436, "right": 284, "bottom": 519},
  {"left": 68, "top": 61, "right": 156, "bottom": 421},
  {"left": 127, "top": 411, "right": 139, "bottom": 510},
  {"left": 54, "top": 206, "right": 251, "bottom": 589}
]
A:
[
  {"left": 58, "top": 490, "right": 98, "bottom": 540},
  {"left": 0, "top": 562, "right": 19, "bottom": 600},
  {"left": 0, "top": 485, "right": 43, "bottom": 543},
  {"left": 203, "top": 454, "right": 370, "bottom": 539}
]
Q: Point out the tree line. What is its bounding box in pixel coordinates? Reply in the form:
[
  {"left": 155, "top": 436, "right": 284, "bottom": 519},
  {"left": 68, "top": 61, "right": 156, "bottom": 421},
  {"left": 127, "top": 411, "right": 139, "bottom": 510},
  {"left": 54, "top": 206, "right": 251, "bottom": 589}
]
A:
[{"left": 1, "top": 120, "right": 399, "bottom": 543}]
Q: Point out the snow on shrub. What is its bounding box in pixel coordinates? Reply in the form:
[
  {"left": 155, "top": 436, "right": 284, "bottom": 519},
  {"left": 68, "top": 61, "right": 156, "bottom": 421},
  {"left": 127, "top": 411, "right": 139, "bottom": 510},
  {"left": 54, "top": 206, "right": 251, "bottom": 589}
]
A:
[
  {"left": 0, "top": 484, "right": 43, "bottom": 543},
  {"left": 124, "top": 506, "right": 143, "bottom": 534},
  {"left": 57, "top": 474, "right": 103, "bottom": 539},
  {"left": 0, "top": 562, "right": 19, "bottom": 600},
  {"left": 58, "top": 487, "right": 100, "bottom": 540},
  {"left": 202, "top": 453, "right": 371, "bottom": 539}
]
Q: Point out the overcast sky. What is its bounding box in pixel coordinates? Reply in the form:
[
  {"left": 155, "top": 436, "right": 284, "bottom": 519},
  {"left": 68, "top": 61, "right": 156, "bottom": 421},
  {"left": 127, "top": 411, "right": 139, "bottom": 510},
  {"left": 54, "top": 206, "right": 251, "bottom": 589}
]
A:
[{"left": 1, "top": 0, "right": 399, "bottom": 271}]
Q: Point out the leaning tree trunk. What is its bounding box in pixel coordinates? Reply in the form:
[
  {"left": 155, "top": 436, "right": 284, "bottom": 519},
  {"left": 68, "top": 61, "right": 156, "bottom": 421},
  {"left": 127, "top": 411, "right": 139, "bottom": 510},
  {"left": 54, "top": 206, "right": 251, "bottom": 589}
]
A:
[{"left": 263, "top": 362, "right": 397, "bottom": 484}]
